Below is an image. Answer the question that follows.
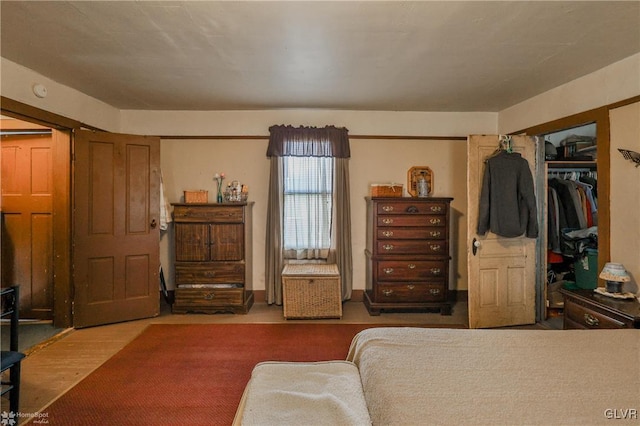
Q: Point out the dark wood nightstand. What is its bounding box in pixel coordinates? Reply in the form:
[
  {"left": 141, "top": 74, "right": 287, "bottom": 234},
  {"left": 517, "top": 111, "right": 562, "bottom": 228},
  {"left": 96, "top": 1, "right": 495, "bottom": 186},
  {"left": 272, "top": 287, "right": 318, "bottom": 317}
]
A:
[{"left": 559, "top": 288, "right": 640, "bottom": 329}]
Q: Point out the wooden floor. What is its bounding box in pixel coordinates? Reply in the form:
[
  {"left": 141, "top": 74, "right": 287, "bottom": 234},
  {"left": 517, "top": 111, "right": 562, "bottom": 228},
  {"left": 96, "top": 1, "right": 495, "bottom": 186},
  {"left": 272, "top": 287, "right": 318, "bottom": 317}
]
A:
[{"left": 5, "top": 298, "right": 557, "bottom": 422}]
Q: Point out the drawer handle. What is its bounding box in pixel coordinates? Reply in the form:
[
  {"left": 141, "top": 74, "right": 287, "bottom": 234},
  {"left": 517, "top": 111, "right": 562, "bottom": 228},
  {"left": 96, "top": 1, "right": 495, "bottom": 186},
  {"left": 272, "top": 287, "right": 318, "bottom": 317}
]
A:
[
  {"left": 382, "top": 231, "right": 394, "bottom": 237},
  {"left": 430, "top": 268, "right": 441, "bottom": 275},
  {"left": 204, "top": 292, "right": 216, "bottom": 300},
  {"left": 382, "top": 289, "right": 394, "bottom": 296},
  {"left": 406, "top": 206, "right": 419, "bottom": 213},
  {"left": 407, "top": 263, "right": 416, "bottom": 269},
  {"left": 383, "top": 268, "right": 394, "bottom": 274},
  {"left": 584, "top": 313, "right": 599, "bottom": 327},
  {"left": 430, "top": 206, "right": 442, "bottom": 212},
  {"left": 407, "top": 284, "right": 415, "bottom": 290},
  {"left": 429, "top": 289, "right": 441, "bottom": 295},
  {"left": 382, "top": 244, "right": 394, "bottom": 251},
  {"left": 430, "top": 231, "right": 441, "bottom": 237},
  {"left": 382, "top": 206, "right": 394, "bottom": 212},
  {"left": 382, "top": 218, "right": 394, "bottom": 224},
  {"left": 430, "top": 218, "right": 441, "bottom": 225},
  {"left": 430, "top": 245, "right": 441, "bottom": 251}
]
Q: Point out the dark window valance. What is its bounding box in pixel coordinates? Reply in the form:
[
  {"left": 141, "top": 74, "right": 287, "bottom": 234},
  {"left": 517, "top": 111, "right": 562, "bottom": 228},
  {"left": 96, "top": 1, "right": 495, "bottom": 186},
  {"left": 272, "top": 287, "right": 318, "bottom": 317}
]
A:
[{"left": 267, "top": 125, "right": 350, "bottom": 158}]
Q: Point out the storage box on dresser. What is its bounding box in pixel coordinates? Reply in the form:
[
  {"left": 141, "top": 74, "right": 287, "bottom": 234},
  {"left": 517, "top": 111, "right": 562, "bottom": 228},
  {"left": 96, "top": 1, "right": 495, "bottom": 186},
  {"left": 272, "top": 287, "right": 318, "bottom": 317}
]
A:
[
  {"left": 172, "top": 203, "right": 253, "bottom": 314},
  {"left": 365, "top": 197, "right": 453, "bottom": 315},
  {"left": 282, "top": 264, "right": 342, "bottom": 319}
]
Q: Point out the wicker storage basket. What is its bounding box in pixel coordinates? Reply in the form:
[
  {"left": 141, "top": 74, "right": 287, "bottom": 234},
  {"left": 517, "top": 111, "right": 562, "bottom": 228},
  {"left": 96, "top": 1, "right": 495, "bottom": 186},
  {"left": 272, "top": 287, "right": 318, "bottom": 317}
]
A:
[
  {"left": 184, "top": 190, "right": 208, "bottom": 203},
  {"left": 370, "top": 184, "right": 403, "bottom": 197},
  {"left": 282, "top": 264, "right": 342, "bottom": 319}
]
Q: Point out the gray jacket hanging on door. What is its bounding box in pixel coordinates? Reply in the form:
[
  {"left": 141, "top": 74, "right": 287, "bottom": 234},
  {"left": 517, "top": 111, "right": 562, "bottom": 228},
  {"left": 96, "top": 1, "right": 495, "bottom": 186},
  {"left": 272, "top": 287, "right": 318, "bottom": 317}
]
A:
[{"left": 477, "top": 150, "right": 538, "bottom": 238}]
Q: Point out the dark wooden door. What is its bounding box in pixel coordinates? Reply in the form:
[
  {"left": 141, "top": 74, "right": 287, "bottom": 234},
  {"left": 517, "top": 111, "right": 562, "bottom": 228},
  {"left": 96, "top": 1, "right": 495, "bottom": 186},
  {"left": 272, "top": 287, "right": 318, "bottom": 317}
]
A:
[
  {"left": 73, "top": 130, "right": 160, "bottom": 328},
  {"left": 1, "top": 132, "right": 54, "bottom": 319}
]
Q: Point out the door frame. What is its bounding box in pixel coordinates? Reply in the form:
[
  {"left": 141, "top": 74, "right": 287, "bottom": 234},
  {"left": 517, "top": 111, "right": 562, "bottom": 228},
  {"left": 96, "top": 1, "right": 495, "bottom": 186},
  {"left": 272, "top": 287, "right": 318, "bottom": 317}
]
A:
[
  {"left": 519, "top": 106, "right": 610, "bottom": 321},
  {"left": 1, "top": 97, "right": 100, "bottom": 328},
  {"left": 1, "top": 119, "right": 70, "bottom": 321}
]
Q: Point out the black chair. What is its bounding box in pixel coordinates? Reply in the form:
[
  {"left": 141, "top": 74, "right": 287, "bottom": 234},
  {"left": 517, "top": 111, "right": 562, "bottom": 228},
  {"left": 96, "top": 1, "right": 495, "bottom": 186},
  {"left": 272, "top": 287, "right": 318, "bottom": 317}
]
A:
[{"left": 1, "top": 286, "right": 25, "bottom": 413}]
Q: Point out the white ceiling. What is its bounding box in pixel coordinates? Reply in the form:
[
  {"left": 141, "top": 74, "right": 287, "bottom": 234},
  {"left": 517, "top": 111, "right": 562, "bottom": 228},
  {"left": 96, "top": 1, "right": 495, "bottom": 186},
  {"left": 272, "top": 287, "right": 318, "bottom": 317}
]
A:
[{"left": 1, "top": 1, "right": 639, "bottom": 112}]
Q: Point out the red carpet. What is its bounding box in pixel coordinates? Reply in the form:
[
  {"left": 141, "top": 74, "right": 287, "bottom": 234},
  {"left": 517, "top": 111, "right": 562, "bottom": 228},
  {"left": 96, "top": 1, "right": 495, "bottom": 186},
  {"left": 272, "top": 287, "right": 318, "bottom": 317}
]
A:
[{"left": 42, "top": 323, "right": 384, "bottom": 425}]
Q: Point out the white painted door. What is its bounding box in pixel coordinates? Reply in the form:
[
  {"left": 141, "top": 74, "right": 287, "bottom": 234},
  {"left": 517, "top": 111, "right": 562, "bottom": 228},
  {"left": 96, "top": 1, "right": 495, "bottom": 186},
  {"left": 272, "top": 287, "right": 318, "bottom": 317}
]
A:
[{"left": 467, "top": 135, "right": 538, "bottom": 328}]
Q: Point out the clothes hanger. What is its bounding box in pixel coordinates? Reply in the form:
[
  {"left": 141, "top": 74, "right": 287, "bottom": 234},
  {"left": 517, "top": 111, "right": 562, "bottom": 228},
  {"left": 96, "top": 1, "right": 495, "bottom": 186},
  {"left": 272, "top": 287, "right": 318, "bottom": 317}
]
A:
[
  {"left": 486, "top": 135, "right": 513, "bottom": 161},
  {"left": 498, "top": 135, "right": 513, "bottom": 153}
]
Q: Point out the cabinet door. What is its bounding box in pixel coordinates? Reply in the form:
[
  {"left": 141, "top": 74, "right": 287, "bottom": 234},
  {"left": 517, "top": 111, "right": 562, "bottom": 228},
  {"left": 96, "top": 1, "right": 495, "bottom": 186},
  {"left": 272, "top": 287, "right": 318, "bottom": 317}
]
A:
[
  {"left": 210, "top": 224, "right": 244, "bottom": 261},
  {"left": 175, "top": 223, "right": 209, "bottom": 261}
]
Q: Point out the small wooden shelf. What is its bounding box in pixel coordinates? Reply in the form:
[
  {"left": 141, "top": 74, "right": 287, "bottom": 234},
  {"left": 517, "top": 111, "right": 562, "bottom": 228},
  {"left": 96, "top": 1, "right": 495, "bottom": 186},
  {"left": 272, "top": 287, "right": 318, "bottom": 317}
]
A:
[{"left": 546, "top": 160, "right": 596, "bottom": 169}]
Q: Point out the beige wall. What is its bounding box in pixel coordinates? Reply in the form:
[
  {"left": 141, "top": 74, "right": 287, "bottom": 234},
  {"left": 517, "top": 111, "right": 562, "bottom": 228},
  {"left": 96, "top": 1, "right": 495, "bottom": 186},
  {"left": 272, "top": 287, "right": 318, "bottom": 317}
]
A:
[
  {"left": 3, "top": 52, "right": 640, "bottom": 296},
  {"left": 0, "top": 58, "right": 121, "bottom": 131},
  {"left": 498, "top": 53, "right": 640, "bottom": 133},
  {"left": 609, "top": 102, "right": 640, "bottom": 293},
  {"left": 122, "top": 109, "right": 496, "bottom": 138},
  {"left": 160, "top": 137, "right": 468, "bottom": 293}
]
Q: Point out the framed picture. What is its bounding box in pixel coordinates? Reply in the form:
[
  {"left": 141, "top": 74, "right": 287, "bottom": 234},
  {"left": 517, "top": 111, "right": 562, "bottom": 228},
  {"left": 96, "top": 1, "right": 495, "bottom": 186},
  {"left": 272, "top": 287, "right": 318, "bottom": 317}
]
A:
[{"left": 407, "top": 166, "right": 433, "bottom": 197}]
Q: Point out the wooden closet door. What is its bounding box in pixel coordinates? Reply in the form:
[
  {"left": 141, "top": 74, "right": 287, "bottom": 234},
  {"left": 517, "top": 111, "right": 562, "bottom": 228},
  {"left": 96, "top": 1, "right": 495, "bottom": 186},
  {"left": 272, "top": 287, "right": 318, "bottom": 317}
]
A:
[
  {"left": 1, "top": 133, "right": 54, "bottom": 319},
  {"left": 467, "top": 135, "right": 537, "bottom": 328}
]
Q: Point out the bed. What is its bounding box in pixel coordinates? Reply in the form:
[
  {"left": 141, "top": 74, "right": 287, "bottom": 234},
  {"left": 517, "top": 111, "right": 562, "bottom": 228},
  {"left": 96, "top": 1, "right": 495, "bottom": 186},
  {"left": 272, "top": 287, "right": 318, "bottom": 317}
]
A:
[
  {"left": 235, "top": 327, "right": 640, "bottom": 425},
  {"left": 346, "top": 327, "right": 640, "bottom": 425}
]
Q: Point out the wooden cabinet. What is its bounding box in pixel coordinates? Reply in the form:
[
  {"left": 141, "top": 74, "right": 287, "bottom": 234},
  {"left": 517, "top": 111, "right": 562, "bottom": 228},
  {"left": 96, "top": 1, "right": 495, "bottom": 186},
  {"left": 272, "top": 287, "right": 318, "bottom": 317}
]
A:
[
  {"left": 560, "top": 288, "right": 640, "bottom": 329},
  {"left": 172, "top": 203, "right": 253, "bottom": 314},
  {"left": 364, "top": 197, "right": 453, "bottom": 315}
]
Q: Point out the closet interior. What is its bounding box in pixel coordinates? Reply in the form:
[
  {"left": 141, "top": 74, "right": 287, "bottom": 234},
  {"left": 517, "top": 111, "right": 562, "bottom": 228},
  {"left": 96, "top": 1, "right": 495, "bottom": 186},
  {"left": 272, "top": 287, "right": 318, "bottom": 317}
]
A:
[{"left": 543, "top": 123, "right": 598, "bottom": 317}]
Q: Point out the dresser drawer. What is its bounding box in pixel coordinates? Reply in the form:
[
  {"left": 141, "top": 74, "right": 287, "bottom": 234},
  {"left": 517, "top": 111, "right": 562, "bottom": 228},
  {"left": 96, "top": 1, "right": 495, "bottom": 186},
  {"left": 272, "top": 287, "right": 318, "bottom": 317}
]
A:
[
  {"left": 564, "top": 298, "right": 627, "bottom": 329},
  {"left": 377, "top": 260, "right": 446, "bottom": 280},
  {"left": 376, "top": 240, "right": 447, "bottom": 255},
  {"left": 377, "top": 215, "right": 445, "bottom": 227},
  {"left": 375, "top": 282, "right": 446, "bottom": 302},
  {"left": 174, "top": 287, "right": 244, "bottom": 308},
  {"left": 377, "top": 227, "right": 445, "bottom": 240},
  {"left": 376, "top": 201, "right": 447, "bottom": 215},
  {"left": 173, "top": 205, "right": 244, "bottom": 223},
  {"left": 175, "top": 263, "right": 244, "bottom": 285}
]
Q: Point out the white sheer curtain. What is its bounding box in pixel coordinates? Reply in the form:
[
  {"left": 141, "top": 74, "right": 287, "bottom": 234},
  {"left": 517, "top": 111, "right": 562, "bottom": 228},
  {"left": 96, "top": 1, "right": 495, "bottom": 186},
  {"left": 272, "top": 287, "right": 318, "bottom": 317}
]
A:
[{"left": 283, "top": 156, "right": 333, "bottom": 260}]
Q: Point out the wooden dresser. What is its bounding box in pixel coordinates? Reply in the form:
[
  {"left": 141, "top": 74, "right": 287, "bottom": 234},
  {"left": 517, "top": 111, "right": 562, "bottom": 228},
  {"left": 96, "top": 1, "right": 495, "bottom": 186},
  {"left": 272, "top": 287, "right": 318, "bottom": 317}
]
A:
[
  {"left": 560, "top": 288, "right": 640, "bottom": 329},
  {"left": 172, "top": 203, "right": 253, "bottom": 314},
  {"left": 364, "top": 197, "right": 453, "bottom": 315}
]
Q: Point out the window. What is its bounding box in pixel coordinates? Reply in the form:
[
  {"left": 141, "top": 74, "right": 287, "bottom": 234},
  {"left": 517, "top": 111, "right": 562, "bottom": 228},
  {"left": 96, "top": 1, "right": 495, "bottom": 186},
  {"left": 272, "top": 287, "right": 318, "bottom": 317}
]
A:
[
  {"left": 283, "top": 156, "right": 333, "bottom": 259},
  {"left": 265, "top": 124, "right": 352, "bottom": 304}
]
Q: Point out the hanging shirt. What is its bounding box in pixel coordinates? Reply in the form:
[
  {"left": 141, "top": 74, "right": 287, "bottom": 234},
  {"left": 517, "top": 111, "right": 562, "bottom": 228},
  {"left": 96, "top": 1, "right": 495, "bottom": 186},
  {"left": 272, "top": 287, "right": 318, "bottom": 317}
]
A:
[
  {"left": 477, "top": 151, "right": 538, "bottom": 238},
  {"left": 159, "top": 171, "right": 172, "bottom": 231}
]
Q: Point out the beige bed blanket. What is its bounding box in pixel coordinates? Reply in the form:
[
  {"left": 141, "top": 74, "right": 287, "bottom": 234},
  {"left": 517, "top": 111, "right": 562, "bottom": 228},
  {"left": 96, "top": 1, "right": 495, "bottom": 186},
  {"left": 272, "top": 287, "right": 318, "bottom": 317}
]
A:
[{"left": 347, "top": 327, "right": 640, "bottom": 426}]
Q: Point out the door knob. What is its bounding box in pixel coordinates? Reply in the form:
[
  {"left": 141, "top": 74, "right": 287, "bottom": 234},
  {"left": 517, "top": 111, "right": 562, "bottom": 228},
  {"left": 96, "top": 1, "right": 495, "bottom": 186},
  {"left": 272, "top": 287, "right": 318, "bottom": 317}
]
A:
[
  {"left": 472, "top": 238, "right": 480, "bottom": 256},
  {"left": 150, "top": 219, "right": 157, "bottom": 229}
]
